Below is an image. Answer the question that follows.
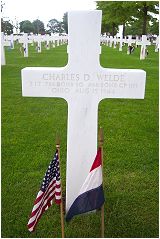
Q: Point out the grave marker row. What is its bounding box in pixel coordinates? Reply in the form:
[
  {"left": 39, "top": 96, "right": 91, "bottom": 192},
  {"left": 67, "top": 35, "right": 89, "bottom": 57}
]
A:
[{"left": 101, "top": 34, "right": 157, "bottom": 59}]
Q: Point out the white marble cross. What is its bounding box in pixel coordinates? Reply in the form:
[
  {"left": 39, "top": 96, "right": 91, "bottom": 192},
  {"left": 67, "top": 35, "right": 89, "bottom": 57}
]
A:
[
  {"left": 109, "top": 36, "right": 113, "bottom": 47},
  {"left": 19, "top": 33, "right": 29, "bottom": 57},
  {"left": 106, "top": 36, "right": 109, "bottom": 46},
  {"left": 137, "top": 35, "right": 151, "bottom": 60},
  {"left": 21, "top": 11, "right": 146, "bottom": 213},
  {"left": 45, "top": 35, "right": 50, "bottom": 50},
  {"left": 56, "top": 37, "right": 60, "bottom": 47},
  {"left": 113, "top": 36, "right": 117, "bottom": 48},
  {"left": 51, "top": 36, "right": 56, "bottom": 48},
  {"left": 1, "top": 32, "right": 6, "bottom": 65},
  {"left": 118, "top": 36, "right": 123, "bottom": 51},
  {"left": 127, "top": 35, "right": 136, "bottom": 54},
  {"left": 34, "top": 34, "right": 42, "bottom": 53},
  {"left": 3, "top": 35, "right": 11, "bottom": 47},
  {"left": 10, "top": 34, "right": 14, "bottom": 49}
]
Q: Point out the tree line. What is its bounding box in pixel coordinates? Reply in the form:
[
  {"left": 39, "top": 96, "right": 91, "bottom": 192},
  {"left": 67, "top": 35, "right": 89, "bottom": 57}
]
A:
[
  {"left": 96, "top": 1, "right": 159, "bottom": 37},
  {"left": 1, "top": 2, "right": 159, "bottom": 36},
  {"left": 1, "top": 12, "right": 68, "bottom": 35}
]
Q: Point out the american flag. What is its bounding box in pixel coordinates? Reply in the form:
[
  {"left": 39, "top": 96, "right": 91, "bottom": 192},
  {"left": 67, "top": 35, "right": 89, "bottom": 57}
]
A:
[{"left": 27, "top": 149, "right": 61, "bottom": 232}]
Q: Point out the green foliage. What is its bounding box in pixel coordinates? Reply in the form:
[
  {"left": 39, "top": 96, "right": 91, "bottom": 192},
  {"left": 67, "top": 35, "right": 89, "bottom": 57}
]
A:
[
  {"left": 1, "top": 19, "right": 13, "bottom": 34},
  {"left": 96, "top": 1, "right": 119, "bottom": 36},
  {"left": 125, "top": 18, "right": 150, "bottom": 36},
  {"left": 47, "top": 19, "right": 64, "bottom": 34},
  {"left": 96, "top": 1, "right": 159, "bottom": 36},
  {"left": 32, "top": 19, "right": 45, "bottom": 34},
  {"left": 19, "top": 20, "right": 34, "bottom": 33},
  {"left": 148, "top": 18, "right": 159, "bottom": 35},
  {"left": 133, "top": 1, "right": 159, "bottom": 35},
  {"left": 1, "top": 43, "right": 158, "bottom": 238}
]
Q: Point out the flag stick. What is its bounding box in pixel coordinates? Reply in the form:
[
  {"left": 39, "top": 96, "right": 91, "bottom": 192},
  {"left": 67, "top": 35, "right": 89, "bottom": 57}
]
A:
[
  {"left": 56, "top": 138, "right": 65, "bottom": 238},
  {"left": 98, "top": 127, "right": 104, "bottom": 238}
]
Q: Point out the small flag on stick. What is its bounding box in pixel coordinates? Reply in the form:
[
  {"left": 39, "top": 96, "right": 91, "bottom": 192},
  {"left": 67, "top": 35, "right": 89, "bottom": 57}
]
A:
[
  {"left": 27, "top": 149, "right": 61, "bottom": 232},
  {"left": 66, "top": 147, "right": 105, "bottom": 221}
]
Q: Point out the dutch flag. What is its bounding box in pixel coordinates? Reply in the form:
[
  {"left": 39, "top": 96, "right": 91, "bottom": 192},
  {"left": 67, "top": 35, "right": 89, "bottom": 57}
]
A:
[{"left": 66, "top": 148, "right": 105, "bottom": 221}]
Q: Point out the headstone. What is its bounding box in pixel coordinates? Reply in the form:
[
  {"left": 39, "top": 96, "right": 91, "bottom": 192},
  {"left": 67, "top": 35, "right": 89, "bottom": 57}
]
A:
[
  {"left": 109, "top": 36, "right": 113, "bottom": 47},
  {"left": 106, "top": 36, "right": 109, "bottom": 46},
  {"left": 56, "top": 38, "right": 59, "bottom": 47},
  {"left": 29, "top": 35, "right": 34, "bottom": 46},
  {"left": 45, "top": 35, "right": 50, "bottom": 50},
  {"left": 52, "top": 37, "right": 56, "bottom": 48},
  {"left": 137, "top": 35, "right": 151, "bottom": 60},
  {"left": 10, "top": 34, "right": 14, "bottom": 49},
  {"left": 19, "top": 33, "right": 29, "bottom": 57},
  {"left": 118, "top": 36, "right": 123, "bottom": 51},
  {"left": 3, "top": 35, "right": 11, "bottom": 47},
  {"left": 21, "top": 11, "right": 146, "bottom": 213},
  {"left": 1, "top": 32, "right": 6, "bottom": 65},
  {"left": 113, "top": 36, "right": 117, "bottom": 48},
  {"left": 34, "top": 34, "right": 42, "bottom": 53},
  {"left": 127, "top": 35, "right": 135, "bottom": 54}
]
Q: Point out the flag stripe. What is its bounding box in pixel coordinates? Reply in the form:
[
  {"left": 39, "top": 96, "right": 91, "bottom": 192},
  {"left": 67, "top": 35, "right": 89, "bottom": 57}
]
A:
[
  {"left": 90, "top": 148, "right": 101, "bottom": 172},
  {"left": 66, "top": 184, "right": 104, "bottom": 221},
  {"left": 28, "top": 187, "right": 57, "bottom": 230},
  {"left": 27, "top": 149, "right": 62, "bottom": 232},
  {"left": 66, "top": 147, "right": 104, "bottom": 222},
  {"left": 28, "top": 186, "right": 56, "bottom": 227},
  {"left": 34, "top": 191, "right": 44, "bottom": 204},
  {"left": 79, "top": 165, "right": 102, "bottom": 195},
  {"left": 30, "top": 180, "right": 59, "bottom": 220},
  {"left": 29, "top": 187, "right": 55, "bottom": 220},
  {"left": 31, "top": 179, "right": 58, "bottom": 213},
  {"left": 30, "top": 178, "right": 61, "bottom": 218}
]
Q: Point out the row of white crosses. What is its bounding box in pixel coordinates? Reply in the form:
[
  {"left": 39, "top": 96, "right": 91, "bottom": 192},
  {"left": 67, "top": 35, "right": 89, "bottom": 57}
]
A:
[
  {"left": 101, "top": 34, "right": 155, "bottom": 60},
  {"left": 18, "top": 33, "right": 68, "bottom": 57},
  {"left": 21, "top": 10, "right": 146, "bottom": 213},
  {"left": 1, "top": 32, "right": 68, "bottom": 65},
  {"left": 2, "top": 31, "right": 158, "bottom": 64}
]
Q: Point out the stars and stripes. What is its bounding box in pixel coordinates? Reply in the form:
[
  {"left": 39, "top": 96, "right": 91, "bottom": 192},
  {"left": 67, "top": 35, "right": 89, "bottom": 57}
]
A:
[{"left": 27, "top": 149, "right": 61, "bottom": 232}]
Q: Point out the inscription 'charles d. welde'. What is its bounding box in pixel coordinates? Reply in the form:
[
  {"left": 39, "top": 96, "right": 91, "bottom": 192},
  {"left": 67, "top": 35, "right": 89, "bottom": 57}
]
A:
[
  {"left": 28, "top": 72, "right": 138, "bottom": 95},
  {"left": 42, "top": 72, "right": 126, "bottom": 82}
]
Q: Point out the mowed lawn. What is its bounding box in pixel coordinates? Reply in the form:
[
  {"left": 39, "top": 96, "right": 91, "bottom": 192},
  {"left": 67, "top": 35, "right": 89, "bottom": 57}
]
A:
[{"left": 1, "top": 42, "right": 159, "bottom": 238}]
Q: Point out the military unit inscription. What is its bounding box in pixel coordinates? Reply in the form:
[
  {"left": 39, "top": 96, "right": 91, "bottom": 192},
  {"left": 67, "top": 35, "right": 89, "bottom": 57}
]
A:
[{"left": 28, "top": 72, "right": 137, "bottom": 96}]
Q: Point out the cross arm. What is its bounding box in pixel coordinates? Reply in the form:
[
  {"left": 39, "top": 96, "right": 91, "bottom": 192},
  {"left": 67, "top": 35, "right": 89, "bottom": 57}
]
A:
[
  {"left": 21, "top": 66, "right": 70, "bottom": 101},
  {"left": 97, "top": 67, "right": 146, "bottom": 100}
]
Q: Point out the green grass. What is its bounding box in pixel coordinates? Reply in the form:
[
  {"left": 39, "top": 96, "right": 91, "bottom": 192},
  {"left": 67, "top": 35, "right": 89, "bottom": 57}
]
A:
[{"left": 1, "top": 42, "right": 159, "bottom": 238}]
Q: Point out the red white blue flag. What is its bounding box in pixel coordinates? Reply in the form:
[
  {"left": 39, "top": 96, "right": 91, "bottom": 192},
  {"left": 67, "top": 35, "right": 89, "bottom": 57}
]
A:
[
  {"left": 27, "top": 149, "right": 61, "bottom": 232},
  {"left": 66, "top": 148, "right": 105, "bottom": 221}
]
